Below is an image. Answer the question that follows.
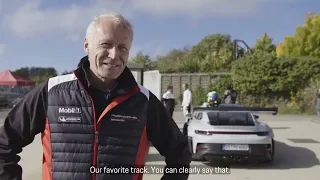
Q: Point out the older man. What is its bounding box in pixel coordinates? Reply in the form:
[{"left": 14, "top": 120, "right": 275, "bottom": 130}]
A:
[{"left": 0, "top": 12, "right": 191, "bottom": 180}]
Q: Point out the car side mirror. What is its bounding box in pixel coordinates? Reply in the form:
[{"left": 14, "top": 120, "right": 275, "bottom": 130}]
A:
[
  {"left": 186, "top": 113, "right": 192, "bottom": 118},
  {"left": 253, "top": 114, "right": 259, "bottom": 119}
]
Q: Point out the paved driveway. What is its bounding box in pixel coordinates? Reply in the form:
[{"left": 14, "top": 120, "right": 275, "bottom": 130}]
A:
[{"left": 0, "top": 108, "right": 320, "bottom": 180}]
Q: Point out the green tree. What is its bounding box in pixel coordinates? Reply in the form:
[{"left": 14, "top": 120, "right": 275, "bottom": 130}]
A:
[
  {"left": 252, "top": 33, "right": 276, "bottom": 54},
  {"left": 179, "top": 56, "right": 201, "bottom": 73},
  {"left": 13, "top": 67, "right": 30, "bottom": 79},
  {"left": 276, "top": 43, "right": 284, "bottom": 57},
  {"left": 13, "top": 67, "right": 57, "bottom": 85},
  {"left": 232, "top": 53, "right": 320, "bottom": 97},
  {"left": 155, "top": 47, "right": 190, "bottom": 73},
  {"left": 188, "top": 34, "right": 234, "bottom": 72},
  {"left": 207, "top": 75, "right": 233, "bottom": 96},
  {"left": 130, "top": 51, "right": 154, "bottom": 71},
  {"left": 279, "top": 13, "right": 320, "bottom": 58},
  {"left": 191, "top": 86, "right": 207, "bottom": 105},
  {"left": 61, "top": 70, "right": 74, "bottom": 75}
]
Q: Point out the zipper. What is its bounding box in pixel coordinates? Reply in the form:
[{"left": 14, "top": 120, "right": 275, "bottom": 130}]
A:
[
  {"left": 83, "top": 92, "right": 98, "bottom": 180},
  {"left": 92, "top": 99, "right": 98, "bottom": 180},
  {"left": 95, "top": 131, "right": 99, "bottom": 144},
  {"left": 83, "top": 91, "right": 98, "bottom": 180},
  {"left": 75, "top": 72, "right": 140, "bottom": 180},
  {"left": 74, "top": 72, "right": 98, "bottom": 180}
]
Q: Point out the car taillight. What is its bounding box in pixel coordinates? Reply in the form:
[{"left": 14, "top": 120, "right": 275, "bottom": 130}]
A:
[
  {"left": 264, "top": 144, "right": 272, "bottom": 151},
  {"left": 257, "top": 131, "right": 269, "bottom": 136},
  {"left": 195, "top": 130, "right": 269, "bottom": 136},
  {"left": 196, "top": 144, "right": 208, "bottom": 150},
  {"left": 195, "top": 130, "right": 212, "bottom": 135}
]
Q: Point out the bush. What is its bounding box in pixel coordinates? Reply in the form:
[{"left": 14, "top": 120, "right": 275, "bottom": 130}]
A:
[
  {"left": 191, "top": 86, "right": 207, "bottom": 105},
  {"left": 289, "top": 79, "right": 319, "bottom": 114},
  {"left": 230, "top": 53, "right": 320, "bottom": 114},
  {"left": 232, "top": 54, "right": 320, "bottom": 96},
  {"left": 207, "top": 75, "right": 232, "bottom": 96},
  {"left": 188, "top": 53, "right": 320, "bottom": 114},
  {"left": 177, "top": 93, "right": 183, "bottom": 105}
]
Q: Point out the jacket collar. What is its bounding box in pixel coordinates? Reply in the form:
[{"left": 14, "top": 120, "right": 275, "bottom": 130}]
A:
[{"left": 74, "top": 56, "right": 138, "bottom": 95}]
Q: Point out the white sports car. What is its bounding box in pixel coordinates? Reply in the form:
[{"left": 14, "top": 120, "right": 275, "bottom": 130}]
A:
[{"left": 182, "top": 104, "right": 278, "bottom": 163}]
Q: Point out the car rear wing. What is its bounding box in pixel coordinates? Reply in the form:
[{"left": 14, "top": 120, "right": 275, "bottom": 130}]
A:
[{"left": 193, "top": 106, "right": 278, "bottom": 115}]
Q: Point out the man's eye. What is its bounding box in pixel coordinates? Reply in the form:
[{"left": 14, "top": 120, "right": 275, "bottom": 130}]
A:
[
  {"left": 119, "top": 46, "right": 128, "bottom": 51},
  {"left": 101, "top": 43, "right": 112, "bottom": 48}
]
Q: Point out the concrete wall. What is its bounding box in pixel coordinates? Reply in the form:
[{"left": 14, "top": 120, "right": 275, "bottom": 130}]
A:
[
  {"left": 160, "top": 73, "right": 217, "bottom": 103},
  {"left": 143, "top": 70, "right": 161, "bottom": 100},
  {"left": 130, "top": 70, "right": 142, "bottom": 85},
  {"left": 143, "top": 71, "right": 232, "bottom": 101}
]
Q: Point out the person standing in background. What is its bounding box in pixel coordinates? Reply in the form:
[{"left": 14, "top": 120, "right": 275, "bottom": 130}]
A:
[
  {"left": 182, "top": 83, "right": 192, "bottom": 118},
  {"left": 162, "top": 85, "right": 175, "bottom": 117},
  {"left": 224, "top": 85, "right": 238, "bottom": 104}
]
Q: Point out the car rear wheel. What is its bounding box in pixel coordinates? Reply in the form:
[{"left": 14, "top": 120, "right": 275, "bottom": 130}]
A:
[
  {"left": 191, "top": 155, "right": 204, "bottom": 161},
  {"left": 188, "top": 137, "right": 204, "bottom": 161},
  {"left": 260, "top": 138, "right": 275, "bottom": 163}
]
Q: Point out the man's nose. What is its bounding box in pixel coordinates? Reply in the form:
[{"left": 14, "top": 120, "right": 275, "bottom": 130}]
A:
[{"left": 108, "top": 47, "right": 119, "bottom": 59}]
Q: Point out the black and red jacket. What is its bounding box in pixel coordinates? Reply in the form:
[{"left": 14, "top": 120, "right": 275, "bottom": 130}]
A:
[{"left": 0, "top": 56, "right": 191, "bottom": 180}]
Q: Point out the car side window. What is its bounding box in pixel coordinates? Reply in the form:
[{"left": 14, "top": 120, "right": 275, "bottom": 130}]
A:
[
  {"left": 193, "top": 112, "right": 202, "bottom": 120},
  {"left": 194, "top": 112, "right": 198, "bottom": 119}
]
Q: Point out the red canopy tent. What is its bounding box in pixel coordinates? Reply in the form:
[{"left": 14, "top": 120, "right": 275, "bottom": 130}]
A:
[{"left": 0, "top": 70, "right": 35, "bottom": 86}]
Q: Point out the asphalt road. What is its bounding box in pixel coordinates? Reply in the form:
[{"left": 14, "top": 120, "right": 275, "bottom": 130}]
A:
[{"left": 0, "top": 108, "right": 320, "bottom": 180}]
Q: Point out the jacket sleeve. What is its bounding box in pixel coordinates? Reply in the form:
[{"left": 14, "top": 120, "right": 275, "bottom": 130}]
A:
[
  {"left": 0, "top": 80, "right": 48, "bottom": 180},
  {"left": 146, "top": 92, "right": 191, "bottom": 180},
  {"left": 161, "top": 93, "right": 166, "bottom": 104}
]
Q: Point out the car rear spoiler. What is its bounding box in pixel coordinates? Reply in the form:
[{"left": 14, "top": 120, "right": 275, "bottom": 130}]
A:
[{"left": 193, "top": 106, "right": 278, "bottom": 115}]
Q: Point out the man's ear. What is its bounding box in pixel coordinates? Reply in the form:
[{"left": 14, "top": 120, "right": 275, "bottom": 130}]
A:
[{"left": 84, "top": 37, "right": 89, "bottom": 53}]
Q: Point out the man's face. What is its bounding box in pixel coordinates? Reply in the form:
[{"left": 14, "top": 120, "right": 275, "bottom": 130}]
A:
[
  {"left": 84, "top": 19, "right": 133, "bottom": 81},
  {"left": 183, "top": 84, "right": 188, "bottom": 90}
]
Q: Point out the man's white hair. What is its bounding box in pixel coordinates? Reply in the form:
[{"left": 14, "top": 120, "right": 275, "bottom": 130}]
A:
[{"left": 86, "top": 12, "right": 134, "bottom": 41}]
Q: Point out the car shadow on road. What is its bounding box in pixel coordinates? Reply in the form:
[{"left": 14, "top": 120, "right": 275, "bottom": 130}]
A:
[
  {"left": 271, "top": 127, "right": 290, "bottom": 130},
  {"left": 204, "top": 140, "right": 320, "bottom": 169}
]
